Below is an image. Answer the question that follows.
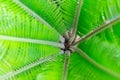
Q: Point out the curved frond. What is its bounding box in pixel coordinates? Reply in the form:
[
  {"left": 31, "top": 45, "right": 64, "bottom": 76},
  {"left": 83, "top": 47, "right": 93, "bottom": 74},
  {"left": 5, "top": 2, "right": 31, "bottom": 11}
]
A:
[
  {"left": 0, "top": 55, "right": 54, "bottom": 79},
  {"left": 34, "top": 55, "right": 64, "bottom": 80},
  {"left": 0, "top": 0, "right": 63, "bottom": 79},
  {"left": 15, "top": 0, "right": 78, "bottom": 34},
  {"left": 78, "top": 37, "right": 120, "bottom": 77},
  {"left": 77, "top": 0, "right": 120, "bottom": 39},
  {"left": 73, "top": 36, "right": 120, "bottom": 80},
  {"left": 0, "top": 55, "right": 64, "bottom": 80},
  {"left": 67, "top": 52, "right": 119, "bottom": 80},
  {"left": 1, "top": 0, "right": 120, "bottom": 80},
  {"left": 71, "top": 0, "right": 120, "bottom": 80}
]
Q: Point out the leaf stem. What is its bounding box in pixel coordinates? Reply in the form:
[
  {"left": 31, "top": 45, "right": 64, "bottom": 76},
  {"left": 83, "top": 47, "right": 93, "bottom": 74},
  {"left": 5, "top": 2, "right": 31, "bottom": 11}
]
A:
[
  {"left": 68, "top": 0, "right": 83, "bottom": 44},
  {"left": 72, "top": 47, "right": 120, "bottom": 79},
  {"left": 72, "top": 16, "right": 120, "bottom": 46},
  {"left": 62, "top": 51, "right": 70, "bottom": 80},
  {"left": 13, "top": 0, "right": 63, "bottom": 37},
  {"left": 13, "top": 0, "right": 52, "bottom": 28},
  {"left": 0, "top": 35, "right": 64, "bottom": 48},
  {"left": 0, "top": 55, "right": 55, "bottom": 79}
]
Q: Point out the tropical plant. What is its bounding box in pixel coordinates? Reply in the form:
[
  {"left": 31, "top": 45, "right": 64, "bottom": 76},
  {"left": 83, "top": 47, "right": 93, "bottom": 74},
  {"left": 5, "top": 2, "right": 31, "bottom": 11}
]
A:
[{"left": 0, "top": 0, "right": 120, "bottom": 80}]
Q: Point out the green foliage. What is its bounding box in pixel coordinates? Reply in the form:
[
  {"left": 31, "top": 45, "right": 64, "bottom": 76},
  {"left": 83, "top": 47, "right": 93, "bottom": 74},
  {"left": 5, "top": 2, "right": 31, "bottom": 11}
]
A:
[
  {"left": 0, "top": 0, "right": 120, "bottom": 80},
  {"left": 19, "top": 0, "right": 77, "bottom": 34}
]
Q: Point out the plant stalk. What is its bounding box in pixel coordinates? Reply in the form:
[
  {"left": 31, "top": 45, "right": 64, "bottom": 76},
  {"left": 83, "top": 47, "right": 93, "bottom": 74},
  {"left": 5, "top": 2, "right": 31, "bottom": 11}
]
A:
[
  {"left": 72, "top": 16, "right": 120, "bottom": 46},
  {"left": 68, "top": 0, "right": 83, "bottom": 45},
  {"left": 62, "top": 51, "right": 70, "bottom": 80},
  {"left": 72, "top": 47, "right": 120, "bottom": 79}
]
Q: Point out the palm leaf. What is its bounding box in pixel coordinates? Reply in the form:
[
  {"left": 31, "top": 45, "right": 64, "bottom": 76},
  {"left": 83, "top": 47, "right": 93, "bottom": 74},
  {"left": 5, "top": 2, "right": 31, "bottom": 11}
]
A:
[
  {"left": 72, "top": 0, "right": 120, "bottom": 80},
  {"left": 0, "top": 0, "right": 64, "bottom": 79},
  {"left": 1, "top": 0, "right": 120, "bottom": 80},
  {"left": 68, "top": 52, "right": 118, "bottom": 80},
  {"left": 78, "top": 0, "right": 120, "bottom": 36},
  {"left": 15, "top": 0, "right": 78, "bottom": 34}
]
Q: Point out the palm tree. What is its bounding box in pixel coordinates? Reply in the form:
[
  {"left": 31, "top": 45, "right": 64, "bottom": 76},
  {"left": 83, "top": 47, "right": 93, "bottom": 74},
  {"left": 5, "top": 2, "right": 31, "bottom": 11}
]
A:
[{"left": 0, "top": 0, "right": 120, "bottom": 80}]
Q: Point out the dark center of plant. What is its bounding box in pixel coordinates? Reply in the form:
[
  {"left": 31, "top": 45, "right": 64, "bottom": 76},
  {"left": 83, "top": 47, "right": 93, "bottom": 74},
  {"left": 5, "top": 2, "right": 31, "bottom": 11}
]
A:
[
  {"left": 64, "top": 38, "right": 71, "bottom": 51},
  {"left": 61, "top": 32, "right": 73, "bottom": 53},
  {"left": 61, "top": 31, "right": 81, "bottom": 53},
  {"left": 61, "top": 38, "right": 72, "bottom": 53}
]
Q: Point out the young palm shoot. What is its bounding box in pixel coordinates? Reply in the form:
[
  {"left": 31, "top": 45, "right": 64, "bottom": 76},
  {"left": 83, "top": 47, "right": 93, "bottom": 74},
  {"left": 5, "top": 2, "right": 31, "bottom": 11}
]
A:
[{"left": 2, "top": 0, "right": 120, "bottom": 80}]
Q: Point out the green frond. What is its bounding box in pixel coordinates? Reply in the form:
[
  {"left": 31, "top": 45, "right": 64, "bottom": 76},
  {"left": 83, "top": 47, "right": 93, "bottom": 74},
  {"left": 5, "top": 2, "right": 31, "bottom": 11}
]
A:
[
  {"left": 76, "top": 36, "right": 120, "bottom": 80},
  {"left": 16, "top": 0, "right": 78, "bottom": 34},
  {"left": 77, "top": 0, "right": 120, "bottom": 39},
  {"left": 67, "top": 52, "right": 118, "bottom": 80},
  {"left": 0, "top": 0, "right": 62, "bottom": 79},
  {"left": 71, "top": 0, "right": 120, "bottom": 80},
  {"left": 33, "top": 55, "right": 64, "bottom": 80},
  {"left": 1, "top": 0, "right": 120, "bottom": 80},
  {"left": 0, "top": 55, "right": 64, "bottom": 80},
  {"left": 0, "top": 0, "right": 60, "bottom": 42}
]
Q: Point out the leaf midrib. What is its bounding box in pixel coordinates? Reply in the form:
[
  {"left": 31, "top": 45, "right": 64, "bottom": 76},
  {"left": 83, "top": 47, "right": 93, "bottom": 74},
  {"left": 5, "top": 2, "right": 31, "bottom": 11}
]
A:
[
  {"left": 7, "top": 0, "right": 120, "bottom": 80},
  {"left": 0, "top": 55, "right": 55, "bottom": 80},
  {"left": 0, "top": 35, "right": 64, "bottom": 48},
  {"left": 13, "top": 0, "right": 63, "bottom": 36}
]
